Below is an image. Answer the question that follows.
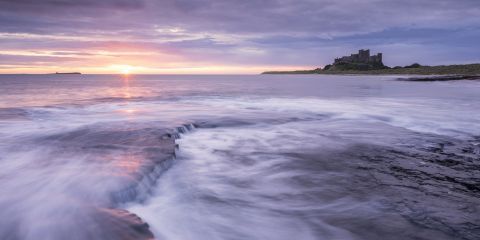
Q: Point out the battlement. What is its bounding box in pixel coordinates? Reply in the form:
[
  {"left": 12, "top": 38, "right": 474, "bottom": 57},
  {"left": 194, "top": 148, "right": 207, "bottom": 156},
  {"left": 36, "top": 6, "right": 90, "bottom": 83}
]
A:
[{"left": 334, "top": 49, "right": 383, "bottom": 65}]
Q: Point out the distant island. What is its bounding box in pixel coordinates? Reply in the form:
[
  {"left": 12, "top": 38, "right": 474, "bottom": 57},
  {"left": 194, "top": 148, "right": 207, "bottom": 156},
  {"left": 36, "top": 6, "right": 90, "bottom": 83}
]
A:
[
  {"left": 263, "top": 49, "right": 480, "bottom": 76},
  {"left": 54, "top": 72, "right": 82, "bottom": 75}
]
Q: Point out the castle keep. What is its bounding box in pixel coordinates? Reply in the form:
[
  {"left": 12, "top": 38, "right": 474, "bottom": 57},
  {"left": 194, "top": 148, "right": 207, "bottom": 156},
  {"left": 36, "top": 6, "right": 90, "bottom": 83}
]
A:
[{"left": 334, "top": 49, "right": 383, "bottom": 65}]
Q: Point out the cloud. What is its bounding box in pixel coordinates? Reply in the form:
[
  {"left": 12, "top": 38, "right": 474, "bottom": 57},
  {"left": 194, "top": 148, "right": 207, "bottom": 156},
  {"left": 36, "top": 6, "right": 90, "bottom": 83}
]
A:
[
  {"left": 0, "top": 0, "right": 479, "bottom": 72},
  {"left": 2, "top": 0, "right": 479, "bottom": 35}
]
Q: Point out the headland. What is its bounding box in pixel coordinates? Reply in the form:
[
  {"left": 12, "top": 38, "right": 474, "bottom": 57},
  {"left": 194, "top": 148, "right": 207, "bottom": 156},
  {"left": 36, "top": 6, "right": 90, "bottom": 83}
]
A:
[{"left": 263, "top": 49, "right": 480, "bottom": 76}]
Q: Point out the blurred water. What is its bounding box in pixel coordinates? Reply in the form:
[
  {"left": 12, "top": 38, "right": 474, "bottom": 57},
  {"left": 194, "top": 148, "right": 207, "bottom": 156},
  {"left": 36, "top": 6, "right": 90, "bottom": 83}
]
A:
[{"left": 0, "top": 74, "right": 479, "bottom": 240}]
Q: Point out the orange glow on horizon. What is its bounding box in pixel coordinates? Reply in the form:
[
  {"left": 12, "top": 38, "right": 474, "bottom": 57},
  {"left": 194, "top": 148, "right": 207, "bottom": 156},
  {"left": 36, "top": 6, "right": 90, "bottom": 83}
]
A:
[
  {"left": 121, "top": 67, "right": 132, "bottom": 75},
  {"left": 0, "top": 63, "right": 316, "bottom": 75},
  {"left": 0, "top": 38, "right": 315, "bottom": 74},
  {"left": 108, "top": 64, "right": 135, "bottom": 75}
]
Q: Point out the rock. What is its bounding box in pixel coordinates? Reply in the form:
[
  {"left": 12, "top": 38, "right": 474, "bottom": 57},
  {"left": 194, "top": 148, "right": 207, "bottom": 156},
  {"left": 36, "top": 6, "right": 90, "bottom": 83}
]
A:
[{"left": 398, "top": 75, "right": 480, "bottom": 81}]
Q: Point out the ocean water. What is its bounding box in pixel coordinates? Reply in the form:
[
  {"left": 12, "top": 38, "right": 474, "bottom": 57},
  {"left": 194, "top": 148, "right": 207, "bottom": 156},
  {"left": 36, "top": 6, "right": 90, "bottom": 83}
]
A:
[{"left": 0, "top": 74, "right": 479, "bottom": 240}]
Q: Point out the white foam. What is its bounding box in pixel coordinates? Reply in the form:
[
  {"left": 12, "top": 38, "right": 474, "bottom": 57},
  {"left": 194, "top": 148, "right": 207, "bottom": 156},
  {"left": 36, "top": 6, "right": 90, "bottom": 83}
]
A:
[
  {"left": 178, "top": 96, "right": 480, "bottom": 138},
  {"left": 128, "top": 122, "right": 385, "bottom": 240}
]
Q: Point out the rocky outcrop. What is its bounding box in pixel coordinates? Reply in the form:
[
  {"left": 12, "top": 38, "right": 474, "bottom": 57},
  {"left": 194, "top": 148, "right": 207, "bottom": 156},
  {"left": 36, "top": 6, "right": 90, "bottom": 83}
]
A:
[
  {"left": 349, "top": 137, "right": 480, "bottom": 239},
  {"left": 398, "top": 75, "right": 480, "bottom": 81},
  {"left": 0, "top": 122, "right": 197, "bottom": 240}
]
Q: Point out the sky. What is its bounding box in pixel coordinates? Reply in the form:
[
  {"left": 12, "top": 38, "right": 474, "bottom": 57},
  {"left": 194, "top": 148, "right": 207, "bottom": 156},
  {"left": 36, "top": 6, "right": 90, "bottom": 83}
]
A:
[{"left": 0, "top": 0, "right": 479, "bottom": 74}]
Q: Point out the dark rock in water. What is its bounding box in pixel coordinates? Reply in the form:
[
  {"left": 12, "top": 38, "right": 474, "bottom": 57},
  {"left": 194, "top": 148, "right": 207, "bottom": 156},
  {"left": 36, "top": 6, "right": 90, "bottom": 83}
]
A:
[
  {"left": 0, "top": 207, "right": 155, "bottom": 240},
  {"left": 92, "top": 208, "right": 155, "bottom": 240},
  {"left": 346, "top": 138, "right": 480, "bottom": 240},
  {"left": 36, "top": 123, "right": 179, "bottom": 204},
  {"left": 0, "top": 122, "right": 198, "bottom": 240},
  {"left": 273, "top": 129, "right": 480, "bottom": 240},
  {"left": 398, "top": 75, "right": 480, "bottom": 81}
]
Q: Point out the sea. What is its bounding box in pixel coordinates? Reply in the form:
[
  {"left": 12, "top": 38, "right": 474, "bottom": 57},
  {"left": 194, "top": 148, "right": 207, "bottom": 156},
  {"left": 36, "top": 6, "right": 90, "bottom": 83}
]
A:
[{"left": 0, "top": 74, "right": 479, "bottom": 240}]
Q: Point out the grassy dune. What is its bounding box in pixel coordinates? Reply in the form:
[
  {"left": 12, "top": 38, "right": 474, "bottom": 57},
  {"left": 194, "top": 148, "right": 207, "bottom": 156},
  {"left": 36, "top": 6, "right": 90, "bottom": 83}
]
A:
[{"left": 263, "top": 63, "right": 480, "bottom": 75}]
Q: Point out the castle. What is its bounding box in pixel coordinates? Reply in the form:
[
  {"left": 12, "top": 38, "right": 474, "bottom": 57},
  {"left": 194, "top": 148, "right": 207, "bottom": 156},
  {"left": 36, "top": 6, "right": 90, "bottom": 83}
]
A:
[{"left": 334, "top": 49, "right": 383, "bottom": 65}]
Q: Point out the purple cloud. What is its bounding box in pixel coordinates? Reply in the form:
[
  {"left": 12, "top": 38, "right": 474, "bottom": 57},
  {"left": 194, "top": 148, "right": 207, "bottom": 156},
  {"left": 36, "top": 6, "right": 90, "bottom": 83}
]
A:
[{"left": 0, "top": 0, "right": 479, "bottom": 72}]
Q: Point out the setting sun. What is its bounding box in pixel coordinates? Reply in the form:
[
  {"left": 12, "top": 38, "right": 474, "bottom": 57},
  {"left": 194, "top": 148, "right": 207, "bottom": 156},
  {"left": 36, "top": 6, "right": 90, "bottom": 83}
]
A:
[
  {"left": 107, "top": 64, "right": 136, "bottom": 75},
  {"left": 121, "top": 69, "right": 130, "bottom": 75},
  {"left": 121, "top": 65, "right": 132, "bottom": 75}
]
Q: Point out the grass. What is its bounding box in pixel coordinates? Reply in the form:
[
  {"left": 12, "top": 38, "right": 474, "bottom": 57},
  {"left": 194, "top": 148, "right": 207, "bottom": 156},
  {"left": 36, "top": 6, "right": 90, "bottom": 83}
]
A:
[{"left": 262, "top": 64, "right": 480, "bottom": 75}]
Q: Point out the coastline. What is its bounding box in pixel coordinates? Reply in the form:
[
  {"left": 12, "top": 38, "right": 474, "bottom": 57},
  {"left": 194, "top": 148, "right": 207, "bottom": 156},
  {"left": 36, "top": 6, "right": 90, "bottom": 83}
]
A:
[{"left": 262, "top": 63, "right": 480, "bottom": 76}]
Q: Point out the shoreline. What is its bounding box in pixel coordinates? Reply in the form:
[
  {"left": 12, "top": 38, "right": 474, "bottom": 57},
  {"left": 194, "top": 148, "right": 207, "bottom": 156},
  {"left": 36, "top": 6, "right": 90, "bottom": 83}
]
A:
[
  {"left": 398, "top": 75, "right": 480, "bottom": 81},
  {"left": 262, "top": 63, "right": 480, "bottom": 76},
  {"left": 262, "top": 72, "right": 480, "bottom": 81}
]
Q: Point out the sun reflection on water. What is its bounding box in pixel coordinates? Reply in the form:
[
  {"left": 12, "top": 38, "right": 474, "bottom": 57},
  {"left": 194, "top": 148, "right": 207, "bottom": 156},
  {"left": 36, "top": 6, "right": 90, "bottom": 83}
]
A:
[
  {"left": 121, "top": 74, "right": 132, "bottom": 99},
  {"left": 117, "top": 74, "right": 140, "bottom": 117}
]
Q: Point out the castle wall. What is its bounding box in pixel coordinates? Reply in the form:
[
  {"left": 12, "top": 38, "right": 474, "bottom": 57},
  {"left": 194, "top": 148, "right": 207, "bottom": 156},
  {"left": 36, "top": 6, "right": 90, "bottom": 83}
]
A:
[
  {"left": 334, "top": 49, "right": 383, "bottom": 64},
  {"left": 359, "top": 49, "right": 370, "bottom": 62},
  {"left": 334, "top": 50, "right": 383, "bottom": 65}
]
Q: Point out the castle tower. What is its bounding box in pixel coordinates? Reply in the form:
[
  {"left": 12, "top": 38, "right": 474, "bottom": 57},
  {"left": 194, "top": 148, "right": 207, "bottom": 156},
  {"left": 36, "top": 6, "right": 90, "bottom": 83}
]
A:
[
  {"left": 377, "top": 53, "right": 382, "bottom": 63},
  {"left": 358, "top": 49, "right": 370, "bottom": 63}
]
